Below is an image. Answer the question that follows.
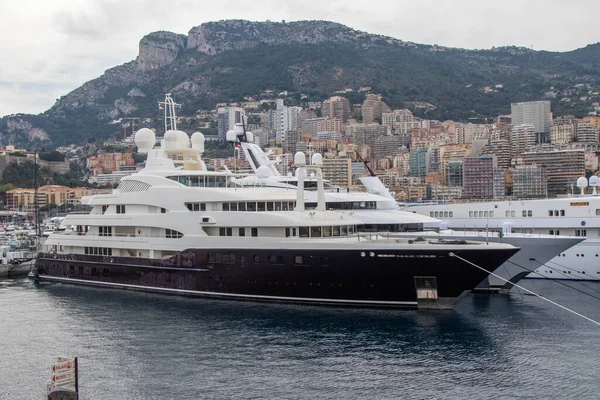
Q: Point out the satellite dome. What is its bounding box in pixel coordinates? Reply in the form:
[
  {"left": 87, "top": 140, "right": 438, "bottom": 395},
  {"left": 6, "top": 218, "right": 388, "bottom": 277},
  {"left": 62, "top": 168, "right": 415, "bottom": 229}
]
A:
[
  {"left": 191, "top": 132, "right": 205, "bottom": 151},
  {"left": 164, "top": 130, "right": 178, "bottom": 149},
  {"left": 176, "top": 130, "right": 190, "bottom": 148},
  {"left": 225, "top": 130, "right": 237, "bottom": 143},
  {"left": 589, "top": 176, "right": 600, "bottom": 186},
  {"left": 234, "top": 123, "right": 245, "bottom": 136},
  {"left": 134, "top": 128, "right": 156, "bottom": 153},
  {"left": 294, "top": 152, "right": 306, "bottom": 166},
  {"left": 311, "top": 153, "right": 323, "bottom": 166},
  {"left": 246, "top": 132, "right": 254, "bottom": 143},
  {"left": 577, "top": 177, "right": 588, "bottom": 188}
]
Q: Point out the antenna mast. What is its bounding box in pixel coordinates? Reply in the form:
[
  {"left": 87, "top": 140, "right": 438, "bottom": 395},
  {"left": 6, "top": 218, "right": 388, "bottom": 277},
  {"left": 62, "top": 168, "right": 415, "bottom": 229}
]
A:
[{"left": 159, "top": 93, "right": 182, "bottom": 133}]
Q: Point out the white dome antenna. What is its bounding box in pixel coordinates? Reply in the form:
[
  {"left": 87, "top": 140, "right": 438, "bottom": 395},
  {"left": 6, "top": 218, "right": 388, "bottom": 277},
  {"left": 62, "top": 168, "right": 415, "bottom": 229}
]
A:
[
  {"left": 576, "top": 176, "right": 588, "bottom": 196},
  {"left": 294, "top": 152, "right": 306, "bottom": 166},
  {"left": 134, "top": 128, "right": 156, "bottom": 153},
  {"left": 589, "top": 175, "right": 599, "bottom": 195},
  {"left": 191, "top": 132, "right": 205, "bottom": 152}
]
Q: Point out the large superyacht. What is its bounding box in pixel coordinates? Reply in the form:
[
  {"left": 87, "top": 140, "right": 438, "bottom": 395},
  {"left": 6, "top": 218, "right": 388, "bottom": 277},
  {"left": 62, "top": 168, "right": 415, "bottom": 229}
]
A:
[{"left": 31, "top": 116, "right": 519, "bottom": 310}]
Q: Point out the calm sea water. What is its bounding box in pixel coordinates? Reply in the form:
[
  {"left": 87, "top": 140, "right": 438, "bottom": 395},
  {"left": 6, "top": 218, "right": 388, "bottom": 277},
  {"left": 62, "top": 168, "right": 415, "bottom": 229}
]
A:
[{"left": 1, "top": 277, "right": 599, "bottom": 399}]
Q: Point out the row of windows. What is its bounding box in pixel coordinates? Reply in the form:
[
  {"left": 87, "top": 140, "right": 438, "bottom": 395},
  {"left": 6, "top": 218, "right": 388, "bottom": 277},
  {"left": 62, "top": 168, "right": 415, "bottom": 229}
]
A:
[
  {"left": 222, "top": 201, "right": 296, "bottom": 212},
  {"left": 219, "top": 227, "right": 258, "bottom": 237},
  {"left": 99, "top": 226, "right": 112, "bottom": 237},
  {"left": 254, "top": 254, "right": 329, "bottom": 266},
  {"left": 469, "top": 211, "right": 495, "bottom": 218},
  {"left": 430, "top": 211, "right": 454, "bottom": 218},
  {"left": 168, "top": 175, "right": 229, "bottom": 187},
  {"left": 299, "top": 225, "right": 355, "bottom": 237},
  {"left": 207, "top": 252, "right": 236, "bottom": 264},
  {"left": 84, "top": 247, "right": 113, "bottom": 256},
  {"left": 305, "top": 201, "right": 377, "bottom": 210},
  {"left": 116, "top": 205, "right": 126, "bottom": 214},
  {"left": 186, "top": 203, "right": 206, "bottom": 211},
  {"left": 548, "top": 210, "right": 566, "bottom": 217}
]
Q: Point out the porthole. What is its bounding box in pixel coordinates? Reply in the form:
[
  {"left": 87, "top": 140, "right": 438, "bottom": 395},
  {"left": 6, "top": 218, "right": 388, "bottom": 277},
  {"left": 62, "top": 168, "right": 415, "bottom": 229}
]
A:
[
  {"left": 576, "top": 254, "right": 580, "bottom": 257},
  {"left": 582, "top": 271, "right": 586, "bottom": 274}
]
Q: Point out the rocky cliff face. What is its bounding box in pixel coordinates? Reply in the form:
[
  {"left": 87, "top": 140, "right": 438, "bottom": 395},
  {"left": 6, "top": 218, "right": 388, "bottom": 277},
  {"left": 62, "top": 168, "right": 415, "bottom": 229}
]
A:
[{"left": 137, "top": 31, "right": 187, "bottom": 70}]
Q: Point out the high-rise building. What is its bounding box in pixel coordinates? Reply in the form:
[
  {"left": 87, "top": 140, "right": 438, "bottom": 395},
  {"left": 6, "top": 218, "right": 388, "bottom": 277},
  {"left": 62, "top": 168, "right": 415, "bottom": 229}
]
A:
[
  {"left": 445, "top": 160, "right": 463, "bottom": 187},
  {"left": 511, "top": 100, "right": 552, "bottom": 142},
  {"left": 321, "top": 96, "right": 351, "bottom": 122},
  {"left": 346, "top": 124, "right": 388, "bottom": 148},
  {"left": 522, "top": 149, "right": 585, "bottom": 196},
  {"left": 322, "top": 157, "right": 353, "bottom": 188},
  {"left": 361, "top": 94, "right": 391, "bottom": 124},
  {"left": 217, "top": 106, "right": 245, "bottom": 142},
  {"left": 510, "top": 124, "right": 537, "bottom": 158},
  {"left": 373, "top": 135, "right": 402, "bottom": 158},
  {"left": 512, "top": 165, "right": 547, "bottom": 198},
  {"left": 409, "top": 148, "right": 429, "bottom": 179},
  {"left": 575, "top": 122, "right": 599, "bottom": 143},
  {"left": 462, "top": 156, "right": 497, "bottom": 199}
]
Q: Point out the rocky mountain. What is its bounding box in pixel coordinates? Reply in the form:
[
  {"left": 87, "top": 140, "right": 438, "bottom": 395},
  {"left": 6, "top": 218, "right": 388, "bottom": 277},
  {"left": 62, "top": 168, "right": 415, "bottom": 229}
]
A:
[{"left": 2, "top": 19, "right": 600, "bottom": 147}]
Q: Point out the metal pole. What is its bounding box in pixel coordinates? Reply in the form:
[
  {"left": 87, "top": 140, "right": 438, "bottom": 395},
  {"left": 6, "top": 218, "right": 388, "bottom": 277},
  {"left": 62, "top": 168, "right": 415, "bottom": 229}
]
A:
[
  {"left": 34, "top": 152, "right": 39, "bottom": 238},
  {"left": 75, "top": 357, "right": 79, "bottom": 398}
]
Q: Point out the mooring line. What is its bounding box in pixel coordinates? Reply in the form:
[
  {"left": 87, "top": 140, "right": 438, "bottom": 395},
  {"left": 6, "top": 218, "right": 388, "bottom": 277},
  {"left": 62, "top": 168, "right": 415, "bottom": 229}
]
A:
[{"left": 449, "top": 252, "right": 600, "bottom": 327}]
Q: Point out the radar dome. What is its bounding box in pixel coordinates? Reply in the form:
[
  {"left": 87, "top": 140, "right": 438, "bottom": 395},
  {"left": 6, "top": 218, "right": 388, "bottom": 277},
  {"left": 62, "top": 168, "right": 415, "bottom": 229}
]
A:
[
  {"left": 589, "top": 176, "right": 600, "bottom": 186},
  {"left": 226, "top": 130, "right": 237, "bottom": 143},
  {"left": 294, "top": 152, "right": 306, "bottom": 166},
  {"left": 134, "top": 128, "right": 156, "bottom": 153},
  {"left": 191, "top": 132, "right": 205, "bottom": 151},
  {"left": 311, "top": 153, "right": 323, "bottom": 166},
  {"left": 246, "top": 132, "right": 254, "bottom": 143},
  {"left": 164, "top": 130, "right": 178, "bottom": 149},
  {"left": 176, "top": 130, "right": 190, "bottom": 148},
  {"left": 577, "top": 176, "right": 588, "bottom": 195},
  {"left": 234, "top": 124, "right": 245, "bottom": 135}
]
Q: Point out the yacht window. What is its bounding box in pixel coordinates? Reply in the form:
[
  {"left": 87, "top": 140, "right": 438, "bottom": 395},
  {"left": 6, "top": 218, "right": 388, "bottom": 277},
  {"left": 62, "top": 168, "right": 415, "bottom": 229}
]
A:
[
  {"left": 292, "top": 228, "right": 296, "bottom": 236},
  {"left": 275, "top": 202, "right": 282, "bottom": 211},
  {"left": 341, "top": 226, "right": 348, "bottom": 236},
  {"left": 490, "top": 211, "right": 494, "bottom": 217},
  {"left": 189, "top": 176, "right": 199, "bottom": 187},
  {"left": 444, "top": 211, "right": 448, "bottom": 218},
  {"left": 161, "top": 208, "right": 166, "bottom": 214},
  {"left": 186, "top": 203, "right": 194, "bottom": 211},
  {"left": 238, "top": 202, "right": 246, "bottom": 211},
  {"left": 251, "top": 228, "right": 258, "bottom": 237},
  {"left": 116, "top": 205, "right": 126, "bottom": 214},
  {"left": 294, "top": 256, "right": 303, "bottom": 265},
  {"left": 178, "top": 176, "right": 186, "bottom": 184},
  {"left": 285, "top": 227, "right": 290, "bottom": 237},
  {"left": 311, "top": 226, "right": 322, "bottom": 237},
  {"left": 247, "top": 202, "right": 257, "bottom": 212},
  {"left": 484, "top": 211, "right": 488, "bottom": 217},
  {"left": 230, "top": 203, "right": 238, "bottom": 212},
  {"left": 268, "top": 255, "right": 284, "bottom": 264},
  {"left": 223, "top": 203, "right": 230, "bottom": 211},
  {"left": 226, "top": 228, "right": 232, "bottom": 236},
  {"left": 548, "top": 210, "right": 553, "bottom": 217},
  {"left": 560, "top": 210, "right": 565, "bottom": 216},
  {"left": 349, "top": 225, "right": 355, "bottom": 234},
  {"left": 556, "top": 230, "right": 560, "bottom": 235},
  {"left": 282, "top": 202, "right": 289, "bottom": 211},
  {"left": 469, "top": 211, "right": 473, "bottom": 217},
  {"left": 522, "top": 210, "right": 527, "bottom": 217},
  {"left": 435, "top": 212, "right": 439, "bottom": 218},
  {"left": 511, "top": 210, "right": 516, "bottom": 217},
  {"left": 505, "top": 211, "right": 510, "bottom": 217},
  {"left": 299, "top": 227, "right": 309, "bottom": 237},
  {"left": 323, "top": 226, "right": 332, "bottom": 237},
  {"left": 549, "top": 230, "right": 554, "bottom": 235},
  {"left": 596, "top": 209, "right": 600, "bottom": 216},
  {"left": 99, "top": 226, "right": 112, "bottom": 237},
  {"left": 430, "top": 212, "right": 434, "bottom": 217},
  {"left": 576, "top": 229, "right": 587, "bottom": 237},
  {"left": 257, "top": 202, "right": 266, "bottom": 211},
  {"left": 253, "top": 255, "right": 260, "bottom": 263},
  {"left": 289, "top": 202, "right": 296, "bottom": 210},
  {"left": 165, "top": 229, "right": 183, "bottom": 239},
  {"left": 333, "top": 226, "right": 341, "bottom": 236},
  {"left": 478, "top": 211, "right": 483, "bottom": 217},
  {"left": 320, "top": 256, "right": 329, "bottom": 266},
  {"left": 449, "top": 211, "right": 453, "bottom": 217},
  {"left": 102, "top": 205, "right": 108, "bottom": 214},
  {"left": 219, "top": 227, "right": 225, "bottom": 236},
  {"left": 202, "top": 217, "right": 210, "bottom": 223},
  {"left": 239, "top": 228, "right": 245, "bottom": 237},
  {"left": 528, "top": 210, "right": 532, "bottom": 217},
  {"left": 553, "top": 210, "right": 558, "bottom": 216},
  {"left": 267, "top": 202, "right": 274, "bottom": 211}
]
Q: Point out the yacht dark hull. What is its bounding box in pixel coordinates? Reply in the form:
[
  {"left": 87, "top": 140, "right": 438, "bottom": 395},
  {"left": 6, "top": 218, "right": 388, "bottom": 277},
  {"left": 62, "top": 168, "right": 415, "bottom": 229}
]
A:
[{"left": 32, "top": 247, "right": 518, "bottom": 309}]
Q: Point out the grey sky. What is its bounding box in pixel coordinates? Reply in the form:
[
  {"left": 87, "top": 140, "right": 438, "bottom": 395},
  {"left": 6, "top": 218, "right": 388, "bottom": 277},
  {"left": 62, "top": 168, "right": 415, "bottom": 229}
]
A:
[{"left": 1, "top": 0, "right": 599, "bottom": 117}]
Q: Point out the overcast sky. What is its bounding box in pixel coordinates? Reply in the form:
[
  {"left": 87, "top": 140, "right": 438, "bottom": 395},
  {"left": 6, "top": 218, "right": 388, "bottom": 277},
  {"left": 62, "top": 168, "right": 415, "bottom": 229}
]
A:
[{"left": 1, "top": 0, "right": 599, "bottom": 117}]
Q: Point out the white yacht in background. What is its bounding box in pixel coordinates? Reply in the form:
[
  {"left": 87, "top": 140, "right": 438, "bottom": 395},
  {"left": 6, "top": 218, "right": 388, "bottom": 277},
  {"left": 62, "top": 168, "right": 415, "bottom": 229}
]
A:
[
  {"left": 227, "top": 125, "right": 582, "bottom": 292},
  {"left": 403, "top": 177, "right": 600, "bottom": 281}
]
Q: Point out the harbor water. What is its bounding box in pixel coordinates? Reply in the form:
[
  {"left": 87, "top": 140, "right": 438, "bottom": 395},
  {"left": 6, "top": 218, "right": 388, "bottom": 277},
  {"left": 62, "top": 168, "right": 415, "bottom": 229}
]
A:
[{"left": 1, "top": 277, "right": 599, "bottom": 399}]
